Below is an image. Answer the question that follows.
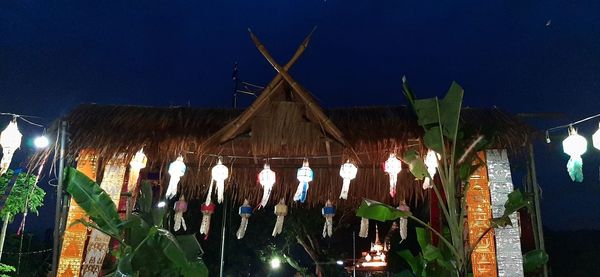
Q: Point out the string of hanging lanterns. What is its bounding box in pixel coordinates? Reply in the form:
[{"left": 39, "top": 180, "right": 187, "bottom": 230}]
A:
[{"left": 546, "top": 112, "right": 600, "bottom": 182}]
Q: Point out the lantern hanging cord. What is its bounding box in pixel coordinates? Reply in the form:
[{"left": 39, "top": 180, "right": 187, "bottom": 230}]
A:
[
  {"left": 545, "top": 112, "right": 600, "bottom": 142},
  {"left": 0, "top": 112, "right": 45, "bottom": 128}
]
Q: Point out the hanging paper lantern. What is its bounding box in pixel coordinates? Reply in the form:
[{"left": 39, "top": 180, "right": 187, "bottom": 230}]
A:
[
  {"left": 258, "top": 163, "right": 276, "bottom": 208},
  {"left": 0, "top": 120, "right": 22, "bottom": 176},
  {"left": 322, "top": 200, "right": 336, "bottom": 238},
  {"left": 562, "top": 127, "right": 587, "bottom": 182},
  {"left": 211, "top": 158, "right": 229, "bottom": 204},
  {"left": 128, "top": 148, "right": 147, "bottom": 192},
  {"left": 199, "top": 202, "right": 215, "bottom": 239},
  {"left": 384, "top": 153, "right": 402, "bottom": 198},
  {"left": 173, "top": 195, "right": 188, "bottom": 232},
  {"left": 294, "top": 160, "right": 313, "bottom": 203},
  {"left": 236, "top": 199, "right": 252, "bottom": 239},
  {"left": 339, "top": 160, "right": 358, "bottom": 199},
  {"left": 422, "top": 150, "right": 440, "bottom": 190},
  {"left": 359, "top": 217, "right": 369, "bottom": 238},
  {"left": 272, "top": 198, "right": 288, "bottom": 237},
  {"left": 166, "top": 155, "right": 186, "bottom": 199},
  {"left": 398, "top": 200, "right": 410, "bottom": 241},
  {"left": 593, "top": 123, "right": 600, "bottom": 150}
]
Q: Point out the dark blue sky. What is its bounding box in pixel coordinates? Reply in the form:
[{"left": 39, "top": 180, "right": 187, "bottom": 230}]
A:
[{"left": 1, "top": 1, "right": 600, "bottom": 232}]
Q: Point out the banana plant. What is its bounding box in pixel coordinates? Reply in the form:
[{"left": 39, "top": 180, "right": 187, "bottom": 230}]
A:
[
  {"left": 65, "top": 167, "right": 208, "bottom": 277},
  {"left": 358, "top": 78, "right": 532, "bottom": 276}
]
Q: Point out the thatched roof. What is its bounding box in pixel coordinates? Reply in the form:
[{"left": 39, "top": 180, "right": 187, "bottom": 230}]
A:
[{"left": 62, "top": 103, "right": 534, "bottom": 207}]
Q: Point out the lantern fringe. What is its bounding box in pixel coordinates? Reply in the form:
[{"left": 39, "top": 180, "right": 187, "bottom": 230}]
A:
[
  {"left": 174, "top": 212, "right": 187, "bottom": 231},
  {"left": 389, "top": 176, "right": 397, "bottom": 198},
  {"left": 359, "top": 218, "right": 369, "bottom": 238},
  {"left": 236, "top": 217, "right": 249, "bottom": 239},
  {"left": 260, "top": 185, "right": 272, "bottom": 208},
  {"left": 216, "top": 179, "right": 225, "bottom": 203},
  {"left": 422, "top": 177, "right": 433, "bottom": 190},
  {"left": 339, "top": 180, "right": 351, "bottom": 199},
  {"left": 322, "top": 218, "right": 333, "bottom": 238},
  {"left": 567, "top": 156, "right": 584, "bottom": 182},
  {"left": 272, "top": 215, "right": 284, "bottom": 237},
  {"left": 200, "top": 214, "right": 211, "bottom": 237},
  {"left": 0, "top": 150, "right": 15, "bottom": 176},
  {"left": 166, "top": 177, "right": 180, "bottom": 199},
  {"left": 293, "top": 182, "right": 308, "bottom": 203},
  {"left": 399, "top": 217, "right": 408, "bottom": 241}
]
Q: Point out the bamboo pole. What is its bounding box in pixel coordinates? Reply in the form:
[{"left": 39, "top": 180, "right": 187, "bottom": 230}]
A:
[
  {"left": 528, "top": 143, "right": 548, "bottom": 277},
  {"left": 248, "top": 30, "right": 349, "bottom": 147}
]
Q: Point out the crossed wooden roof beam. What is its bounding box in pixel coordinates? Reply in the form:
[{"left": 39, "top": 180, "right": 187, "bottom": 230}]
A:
[{"left": 204, "top": 28, "right": 349, "bottom": 150}]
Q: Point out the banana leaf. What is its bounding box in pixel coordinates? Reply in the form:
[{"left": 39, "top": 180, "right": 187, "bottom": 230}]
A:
[
  {"left": 523, "top": 249, "right": 549, "bottom": 273},
  {"left": 65, "top": 167, "right": 122, "bottom": 237},
  {"left": 356, "top": 199, "right": 411, "bottom": 222}
]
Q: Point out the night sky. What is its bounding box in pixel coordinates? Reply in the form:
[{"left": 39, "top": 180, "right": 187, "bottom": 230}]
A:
[{"left": 1, "top": 0, "right": 600, "bottom": 234}]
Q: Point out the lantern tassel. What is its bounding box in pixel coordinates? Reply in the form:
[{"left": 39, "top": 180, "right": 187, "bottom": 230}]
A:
[
  {"left": 339, "top": 179, "right": 351, "bottom": 199},
  {"left": 166, "top": 177, "right": 180, "bottom": 199},
  {"left": 293, "top": 182, "right": 308, "bottom": 203},
  {"left": 422, "top": 177, "right": 432, "bottom": 190},
  {"left": 0, "top": 150, "right": 15, "bottom": 176},
  {"left": 359, "top": 217, "right": 369, "bottom": 238},
  {"left": 272, "top": 215, "right": 285, "bottom": 237},
  {"left": 260, "top": 184, "right": 273, "bottom": 208},
  {"left": 399, "top": 217, "right": 408, "bottom": 241},
  {"left": 389, "top": 175, "right": 397, "bottom": 198},
  {"left": 216, "top": 180, "right": 225, "bottom": 203},
  {"left": 200, "top": 214, "right": 211, "bottom": 236},
  {"left": 567, "top": 156, "right": 584, "bottom": 182},
  {"left": 322, "top": 217, "right": 333, "bottom": 238},
  {"left": 237, "top": 217, "right": 248, "bottom": 239},
  {"left": 174, "top": 211, "right": 187, "bottom": 231}
]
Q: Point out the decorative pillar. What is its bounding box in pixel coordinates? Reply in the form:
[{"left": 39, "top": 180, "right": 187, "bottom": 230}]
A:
[
  {"left": 80, "top": 155, "right": 127, "bottom": 277},
  {"left": 57, "top": 150, "right": 98, "bottom": 277},
  {"left": 485, "top": 149, "right": 524, "bottom": 277},
  {"left": 467, "top": 151, "right": 498, "bottom": 277}
]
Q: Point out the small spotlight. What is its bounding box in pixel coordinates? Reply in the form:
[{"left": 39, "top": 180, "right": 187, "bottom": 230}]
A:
[
  {"left": 336, "top": 260, "right": 344, "bottom": 265},
  {"left": 157, "top": 201, "right": 166, "bottom": 208},
  {"left": 34, "top": 136, "right": 49, "bottom": 149},
  {"left": 270, "top": 257, "right": 281, "bottom": 269}
]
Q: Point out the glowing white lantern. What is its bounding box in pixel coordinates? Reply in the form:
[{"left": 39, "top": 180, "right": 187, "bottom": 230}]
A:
[
  {"left": 423, "top": 150, "right": 440, "bottom": 190},
  {"left": 33, "top": 135, "right": 49, "bottom": 149},
  {"left": 211, "top": 158, "right": 229, "bottom": 204},
  {"left": 0, "top": 120, "right": 22, "bottom": 176},
  {"left": 236, "top": 199, "right": 252, "bottom": 239},
  {"left": 384, "top": 153, "right": 402, "bottom": 198},
  {"left": 166, "top": 155, "right": 186, "bottom": 199},
  {"left": 339, "top": 160, "right": 358, "bottom": 199},
  {"left": 128, "top": 148, "right": 147, "bottom": 191},
  {"left": 293, "top": 160, "right": 313, "bottom": 203},
  {"left": 593, "top": 124, "right": 600, "bottom": 150},
  {"left": 258, "top": 163, "right": 276, "bottom": 208},
  {"left": 562, "top": 128, "right": 587, "bottom": 182},
  {"left": 272, "top": 198, "right": 287, "bottom": 237},
  {"left": 321, "top": 200, "right": 336, "bottom": 238}
]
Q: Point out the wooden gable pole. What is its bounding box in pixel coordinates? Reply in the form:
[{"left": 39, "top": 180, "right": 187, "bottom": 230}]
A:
[
  {"left": 248, "top": 30, "right": 349, "bottom": 147},
  {"left": 203, "top": 28, "right": 316, "bottom": 147}
]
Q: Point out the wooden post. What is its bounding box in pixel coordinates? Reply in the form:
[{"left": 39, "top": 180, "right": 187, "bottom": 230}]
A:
[{"left": 528, "top": 144, "right": 548, "bottom": 277}]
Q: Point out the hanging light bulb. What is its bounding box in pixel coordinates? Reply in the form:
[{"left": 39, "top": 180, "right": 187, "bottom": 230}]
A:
[
  {"left": 321, "top": 200, "right": 336, "bottom": 238},
  {"left": 294, "top": 159, "right": 313, "bottom": 203},
  {"left": 593, "top": 123, "right": 600, "bottom": 150},
  {"left": 258, "top": 163, "right": 276, "bottom": 208},
  {"left": 236, "top": 199, "right": 252, "bottom": 239},
  {"left": 562, "top": 127, "right": 587, "bottom": 182},
  {"left": 33, "top": 135, "right": 49, "bottom": 149},
  {"left": 166, "top": 155, "right": 186, "bottom": 199},
  {"left": 423, "top": 150, "right": 440, "bottom": 190},
  {"left": 384, "top": 153, "right": 402, "bottom": 198},
  {"left": 272, "top": 198, "right": 288, "bottom": 237},
  {"left": 339, "top": 160, "right": 358, "bottom": 199},
  {"left": 0, "top": 119, "right": 22, "bottom": 176},
  {"left": 211, "top": 158, "right": 229, "bottom": 204},
  {"left": 128, "top": 148, "right": 147, "bottom": 192}
]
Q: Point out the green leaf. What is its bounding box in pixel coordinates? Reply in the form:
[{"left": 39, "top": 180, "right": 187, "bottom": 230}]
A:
[
  {"left": 415, "top": 227, "right": 429, "bottom": 252},
  {"left": 396, "top": 270, "right": 416, "bottom": 277},
  {"left": 523, "top": 249, "right": 549, "bottom": 273},
  {"left": 423, "top": 127, "right": 444, "bottom": 153},
  {"left": 439, "top": 82, "right": 464, "bottom": 138},
  {"left": 138, "top": 182, "right": 153, "bottom": 214},
  {"left": 422, "top": 245, "right": 442, "bottom": 262},
  {"left": 404, "top": 150, "right": 429, "bottom": 180},
  {"left": 397, "top": 249, "right": 423, "bottom": 275},
  {"left": 65, "top": 167, "right": 122, "bottom": 237},
  {"left": 356, "top": 199, "right": 411, "bottom": 222},
  {"left": 115, "top": 252, "right": 134, "bottom": 277},
  {"left": 491, "top": 189, "right": 532, "bottom": 228}
]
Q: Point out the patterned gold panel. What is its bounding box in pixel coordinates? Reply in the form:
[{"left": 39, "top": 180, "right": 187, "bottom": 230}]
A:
[{"left": 467, "top": 151, "right": 498, "bottom": 277}]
